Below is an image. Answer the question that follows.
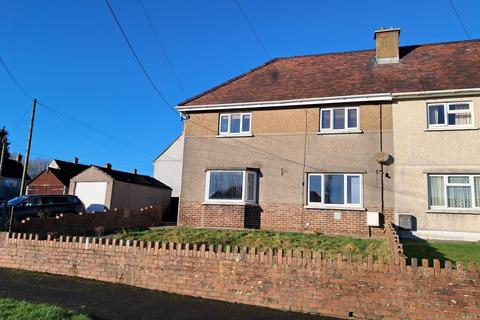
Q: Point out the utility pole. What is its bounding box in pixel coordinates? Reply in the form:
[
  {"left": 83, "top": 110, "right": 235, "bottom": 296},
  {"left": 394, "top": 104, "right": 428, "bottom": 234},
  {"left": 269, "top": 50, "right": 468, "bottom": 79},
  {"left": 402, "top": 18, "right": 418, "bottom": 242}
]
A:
[
  {"left": 19, "top": 98, "right": 37, "bottom": 196},
  {"left": 0, "top": 136, "right": 6, "bottom": 177}
]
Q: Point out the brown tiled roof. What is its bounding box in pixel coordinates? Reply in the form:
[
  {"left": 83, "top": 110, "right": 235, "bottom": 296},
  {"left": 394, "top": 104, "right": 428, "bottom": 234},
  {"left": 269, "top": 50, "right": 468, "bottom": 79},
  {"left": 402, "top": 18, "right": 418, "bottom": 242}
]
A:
[
  {"left": 94, "top": 166, "right": 172, "bottom": 190},
  {"left": 179, "top": 39, "right": 480, "bottom": 107}
]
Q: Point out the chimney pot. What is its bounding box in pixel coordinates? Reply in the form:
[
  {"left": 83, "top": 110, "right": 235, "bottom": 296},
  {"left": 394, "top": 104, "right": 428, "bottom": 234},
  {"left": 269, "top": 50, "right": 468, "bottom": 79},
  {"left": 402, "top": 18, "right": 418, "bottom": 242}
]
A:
[
  {"left": 73, "top": 157, "right": 79, "bottom": 164},
  {"left": 104, "top": 163, "right": 112, "bottom": 169},
  {"left": 374, "top": 27, "right": 400, "bottom": 64},
  {"left": 132, "top": 169, "right": 137, "bottom": 175},
  {"left": 16, "top": 154, "right": 23, "bottom": 163}
]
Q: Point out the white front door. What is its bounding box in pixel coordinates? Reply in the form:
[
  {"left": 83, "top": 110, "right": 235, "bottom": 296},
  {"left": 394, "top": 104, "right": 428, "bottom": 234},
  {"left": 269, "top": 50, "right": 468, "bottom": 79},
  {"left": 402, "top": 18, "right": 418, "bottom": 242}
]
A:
[{"left": 74, "top": 182, "right": 108, "bottom": 213}]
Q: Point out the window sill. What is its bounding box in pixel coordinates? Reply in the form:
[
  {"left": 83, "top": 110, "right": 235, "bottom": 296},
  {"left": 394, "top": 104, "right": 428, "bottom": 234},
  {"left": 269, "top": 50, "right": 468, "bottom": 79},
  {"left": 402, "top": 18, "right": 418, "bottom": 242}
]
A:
[
  {"left": 304, "top": 205, "right": 366, "bottom": 212},
  {"left": 425, "top": 127, "right": 479, "bottom": 132},
  {"left": 317, "top": 130, "right": 363, "bottom": 135},
  {"left": 202, "top": 201, "right": 258, "bottom": 207},
  {"left": 426, "top": 209, "right": 480, "bottom": 215},
  {"left": 216, "top": 133, "right": 253, "bottom": 138}
]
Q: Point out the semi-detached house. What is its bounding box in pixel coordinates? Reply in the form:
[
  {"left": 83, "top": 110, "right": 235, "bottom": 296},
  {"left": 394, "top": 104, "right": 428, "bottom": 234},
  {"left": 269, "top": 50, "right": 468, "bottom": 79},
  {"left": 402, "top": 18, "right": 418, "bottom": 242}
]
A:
[{"left": 176, "top": 28, "right": 480, "bottom": 241}]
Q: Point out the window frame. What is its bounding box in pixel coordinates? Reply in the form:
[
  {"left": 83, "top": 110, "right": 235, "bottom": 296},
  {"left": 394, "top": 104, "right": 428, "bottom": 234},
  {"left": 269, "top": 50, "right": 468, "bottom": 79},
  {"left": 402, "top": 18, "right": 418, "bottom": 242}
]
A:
[
  {"left": 204, "top": 170, "right": 258, "bottom": 204},
  {"left": 428, "top": 174, "right": 480, "bottom": 210},
  {"left": 319, "top": 107, "right": 360, "bottom": 133},
  {"left": 218, "top": 113, "right": 252, "bottom": 136},
  {"left": 427, "top": 101, "right": 474, "bottom": 129},
  {"left": 307, "top": 173, "right": 363, "bottom": 208}
]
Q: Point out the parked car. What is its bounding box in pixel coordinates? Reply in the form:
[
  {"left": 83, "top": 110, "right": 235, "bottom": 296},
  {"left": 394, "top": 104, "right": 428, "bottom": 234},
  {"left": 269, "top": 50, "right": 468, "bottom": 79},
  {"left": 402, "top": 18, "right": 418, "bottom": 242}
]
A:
[{"left": 0, "top": 195, "right": 85, "bottom": 223}]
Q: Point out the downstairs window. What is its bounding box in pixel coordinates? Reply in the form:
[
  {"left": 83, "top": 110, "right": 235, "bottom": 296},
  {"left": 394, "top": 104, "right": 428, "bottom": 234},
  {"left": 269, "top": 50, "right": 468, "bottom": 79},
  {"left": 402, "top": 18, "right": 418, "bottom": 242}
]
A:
[
  {"left": 308, "top": 173, "right": 363, "bottom": 208},
  {"left": 429, "top": 174, "right": 480, "bottom": 210},
  {"left": 205, "top": 170, "right": 258, "bottom": 204}
]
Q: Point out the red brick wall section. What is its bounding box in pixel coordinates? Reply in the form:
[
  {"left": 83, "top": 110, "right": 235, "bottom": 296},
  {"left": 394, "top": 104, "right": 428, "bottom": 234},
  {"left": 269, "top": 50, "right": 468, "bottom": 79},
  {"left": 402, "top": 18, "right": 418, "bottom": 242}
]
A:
[
  {"left": 13, "top": 207, "right": 164, "bottom": 236},
  {"left": 0, "top": 232, "right": 478, "bottom": 319},
  {"left": 180, "top": 201, "right": 391, "bottom": 237},
  {"left": 27, "top": 171, "right": 65, "bottom": 195},
  {"left": 385, "top": 221, "right": 406, "bottom": 260},
  {"left": 179, "top": 202, "right": 245, "bottom": 228}
]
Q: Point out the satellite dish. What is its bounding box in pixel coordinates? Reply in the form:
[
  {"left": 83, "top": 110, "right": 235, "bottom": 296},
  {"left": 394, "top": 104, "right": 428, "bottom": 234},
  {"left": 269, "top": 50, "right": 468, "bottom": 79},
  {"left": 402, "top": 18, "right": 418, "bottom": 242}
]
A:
[{"left": 376, "top": 152, "right": 391, "bottom": 164}]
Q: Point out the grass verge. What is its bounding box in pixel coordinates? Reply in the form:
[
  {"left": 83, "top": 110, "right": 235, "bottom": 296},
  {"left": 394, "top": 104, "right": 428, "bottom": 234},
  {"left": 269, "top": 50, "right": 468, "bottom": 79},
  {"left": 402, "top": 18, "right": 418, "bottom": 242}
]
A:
[
  {"left": 402, "top": 240, "right": 480, "bottom": 269},
  {"left": 116, "top": 227, "right": 389, "bottom": 260},
  {"left": 0, "top": 298, "right": 90, "bottom": 320}
]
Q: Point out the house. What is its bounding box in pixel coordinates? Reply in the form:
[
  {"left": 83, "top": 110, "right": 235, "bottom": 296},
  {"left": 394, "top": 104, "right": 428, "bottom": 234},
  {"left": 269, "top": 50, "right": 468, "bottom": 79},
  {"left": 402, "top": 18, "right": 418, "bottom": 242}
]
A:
[
  {"left": 26, "top": 157, "right": 89, "bottom": 195},
  {"left": 69, "top": 163, "right": 172, "bottom": 212},
  {"left": 176, "top": 27, "right": 480, "bottom": 240},
  {"left": 0, "top": 155, "right": 29, "bottom": 201},
  {"left": 153, "top": 134, "right": 184, "bottom": 221}
]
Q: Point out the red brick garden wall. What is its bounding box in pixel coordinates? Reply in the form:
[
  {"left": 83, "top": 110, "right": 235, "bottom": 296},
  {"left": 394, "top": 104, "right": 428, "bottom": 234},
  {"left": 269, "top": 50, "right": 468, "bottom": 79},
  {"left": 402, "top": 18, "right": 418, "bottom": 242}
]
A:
[{"left": 0, "top": 232, "right": 477, "bottom": 319}]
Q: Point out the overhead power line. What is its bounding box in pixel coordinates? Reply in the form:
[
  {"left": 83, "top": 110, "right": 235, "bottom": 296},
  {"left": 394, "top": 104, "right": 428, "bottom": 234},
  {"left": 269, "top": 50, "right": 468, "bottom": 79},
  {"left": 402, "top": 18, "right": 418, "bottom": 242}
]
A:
[
  {"left": 104, "top": 0, "right": 178, "bottom": 115},
  {"left": 0, "top": 55, "right": 33, "bottom": 100},
  {"left": 138, "top": 0, "right": 188, "bottom": 98},
  {"left": 233, "top": 0, "right": 272, "bottom": 60},
  {"left": 448, "top": 0, "right": 471, "bottom": 39}
]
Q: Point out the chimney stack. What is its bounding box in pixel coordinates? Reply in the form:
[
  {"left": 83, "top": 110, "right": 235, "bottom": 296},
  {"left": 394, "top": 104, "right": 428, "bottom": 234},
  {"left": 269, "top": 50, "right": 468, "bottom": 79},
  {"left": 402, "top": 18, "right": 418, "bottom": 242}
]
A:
[
  {"left": 16, "top": 154, "right": 23, "bottom": 163},
  {"left": 104, "top": 163, "right": 112, "bottom": 170},
  {"left": 73, "top": 156, "right": 79, "bottom": 164},
  {"left": 374, "top": 27, "right": 400, "bottom": 64},
  {"left": 132, "top": 169, "right": 137, "bottom": 175}
]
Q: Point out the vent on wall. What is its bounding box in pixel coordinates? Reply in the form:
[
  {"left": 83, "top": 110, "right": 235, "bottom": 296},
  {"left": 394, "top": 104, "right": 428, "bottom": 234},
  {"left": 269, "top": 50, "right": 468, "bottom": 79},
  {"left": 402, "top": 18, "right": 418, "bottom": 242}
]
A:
[{"left": 398, "top": 214, "right": 414, "bottom": 230}]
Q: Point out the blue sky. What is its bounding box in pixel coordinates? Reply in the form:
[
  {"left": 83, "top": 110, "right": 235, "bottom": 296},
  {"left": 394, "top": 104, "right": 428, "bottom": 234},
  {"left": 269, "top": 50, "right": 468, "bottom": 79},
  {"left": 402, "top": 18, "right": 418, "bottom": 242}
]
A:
[{"left": 1, "top": 0, "right": 479, "bottom": 175}]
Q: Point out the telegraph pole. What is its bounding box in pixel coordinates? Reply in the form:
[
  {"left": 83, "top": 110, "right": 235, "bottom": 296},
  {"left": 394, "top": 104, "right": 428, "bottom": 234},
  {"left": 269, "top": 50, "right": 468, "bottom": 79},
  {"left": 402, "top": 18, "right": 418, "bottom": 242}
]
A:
[
  {"left": 0, "top": 136, "right": 6, "bottom": 177},
  {"left": 19, "top": 98, "right": 37, "bottom": 196}
]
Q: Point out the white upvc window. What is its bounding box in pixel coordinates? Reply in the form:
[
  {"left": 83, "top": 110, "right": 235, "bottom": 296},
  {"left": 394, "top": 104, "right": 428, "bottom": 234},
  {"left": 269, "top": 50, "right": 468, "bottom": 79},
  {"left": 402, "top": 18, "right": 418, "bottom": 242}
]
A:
[
  {"left": 427, "top": 102, "right": 473, "bottom": 129},
  {"left": 204, "top": 170, "right": 258, "bottom": 204},
  {"left": 428, "top": 174, "right": 480, "bottom": 210},
  {"left": 307, "top": 173, "right": 363, "bottom": 208},
  {"left": 219, "top": 113, "right": 252, "bottom": 135},
  {"left": 320, "top": 107, "right": 359, "bottom": 132}
]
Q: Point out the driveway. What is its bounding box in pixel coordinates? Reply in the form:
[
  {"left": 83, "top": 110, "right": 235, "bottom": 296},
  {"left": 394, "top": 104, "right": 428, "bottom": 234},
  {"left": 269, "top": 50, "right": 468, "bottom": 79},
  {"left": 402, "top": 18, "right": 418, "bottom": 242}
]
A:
[{"left": 0, "top": 268, "right": 337, "bottom": 320}]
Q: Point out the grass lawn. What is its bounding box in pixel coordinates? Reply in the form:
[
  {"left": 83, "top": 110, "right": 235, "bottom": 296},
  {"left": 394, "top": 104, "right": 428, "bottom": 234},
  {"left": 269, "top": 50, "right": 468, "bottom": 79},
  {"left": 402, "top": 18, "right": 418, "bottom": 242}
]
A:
[
  {"left": 0, "top": 298, "right": 90, "bottom": 320},
  {"left": 116, "top": 227, "right": 389, "bottom": 260},
  {"left": 402, "top": 240, "right": 480, "bottom": 268}
]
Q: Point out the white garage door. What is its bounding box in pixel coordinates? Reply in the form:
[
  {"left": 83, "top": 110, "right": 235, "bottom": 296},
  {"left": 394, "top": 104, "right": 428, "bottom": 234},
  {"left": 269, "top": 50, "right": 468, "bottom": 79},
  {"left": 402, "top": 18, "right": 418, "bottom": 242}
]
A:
[{"left": 74, "top": 182, "right": 108, "bottom": 213}]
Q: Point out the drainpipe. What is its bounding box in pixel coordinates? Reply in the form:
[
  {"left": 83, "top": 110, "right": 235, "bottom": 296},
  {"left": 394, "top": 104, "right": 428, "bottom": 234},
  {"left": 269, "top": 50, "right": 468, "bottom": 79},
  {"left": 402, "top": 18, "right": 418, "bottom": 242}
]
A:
[{"left": 380, "top": 104, "right": 385, "bottom": 217}]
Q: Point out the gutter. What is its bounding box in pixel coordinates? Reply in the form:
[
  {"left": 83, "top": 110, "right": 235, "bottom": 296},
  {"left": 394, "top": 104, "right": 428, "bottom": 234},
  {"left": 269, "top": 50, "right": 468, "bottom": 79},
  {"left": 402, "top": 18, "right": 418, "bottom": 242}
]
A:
[
  {"left": 177, "top": 88, "right": 480, "bottom": 112},
  {"left": 176, "top": 93, "right": 393, "bottom": 112}
]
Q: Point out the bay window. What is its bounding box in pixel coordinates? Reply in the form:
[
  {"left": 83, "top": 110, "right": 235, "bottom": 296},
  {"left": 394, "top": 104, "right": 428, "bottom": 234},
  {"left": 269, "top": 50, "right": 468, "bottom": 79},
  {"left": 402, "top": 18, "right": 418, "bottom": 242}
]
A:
[
  {"left": 307, "top": 173, "right": 363, "bottom": 207},
  {"left": 219, "top": 113, "right": 252, "bottom": 135},
  {"left": 428, "top": 174, "right": 480, "bottom": 210},
  {"left": 427, "top": 102, "right": 473, "bottom": 128},
  {"left": 205, "top": 170, "right": 258, "bottom": 204},
  {"left": 320, "top": 107, "right": 359, "bottom": 132}
]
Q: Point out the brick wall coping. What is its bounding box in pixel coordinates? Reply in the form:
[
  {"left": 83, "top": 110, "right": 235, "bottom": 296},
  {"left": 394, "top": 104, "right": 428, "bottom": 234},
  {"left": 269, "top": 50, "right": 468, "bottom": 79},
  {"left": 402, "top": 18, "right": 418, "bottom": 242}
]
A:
[{"left": 3, "top": 232, "right": 477, "bottom": 279}]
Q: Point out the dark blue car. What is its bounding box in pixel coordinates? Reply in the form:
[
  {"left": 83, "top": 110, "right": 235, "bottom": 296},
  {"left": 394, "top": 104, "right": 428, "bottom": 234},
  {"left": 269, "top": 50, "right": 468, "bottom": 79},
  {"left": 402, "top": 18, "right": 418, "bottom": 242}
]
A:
[{"left": 0, "top": 195, "right": 84, "bottom": 225}]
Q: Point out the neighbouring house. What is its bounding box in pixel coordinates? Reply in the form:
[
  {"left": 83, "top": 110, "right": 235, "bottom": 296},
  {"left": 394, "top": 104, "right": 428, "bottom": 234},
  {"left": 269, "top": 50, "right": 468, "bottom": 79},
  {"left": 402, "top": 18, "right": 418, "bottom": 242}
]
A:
[
  {"left": 26, "top": 157, "right": 89, "bottom": 195},
  {"left": 0, "top": 155, "right": 29, "bottom": 201},
  {"left": 153, "top": 134, "right": 184, "bottom": 222},
  {"left": 176, "top": 27, "right": 480, "bottom": 240},
  {"left": 69, "top": 163, "right": 172, "bottom": 212}
]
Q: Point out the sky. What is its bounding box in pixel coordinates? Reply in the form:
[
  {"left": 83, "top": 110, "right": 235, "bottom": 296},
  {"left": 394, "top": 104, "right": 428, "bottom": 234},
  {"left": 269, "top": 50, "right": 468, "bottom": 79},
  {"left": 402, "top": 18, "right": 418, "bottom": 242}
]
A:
[{"left": 1, "top": 0, "right": 479, "bottom": 176}]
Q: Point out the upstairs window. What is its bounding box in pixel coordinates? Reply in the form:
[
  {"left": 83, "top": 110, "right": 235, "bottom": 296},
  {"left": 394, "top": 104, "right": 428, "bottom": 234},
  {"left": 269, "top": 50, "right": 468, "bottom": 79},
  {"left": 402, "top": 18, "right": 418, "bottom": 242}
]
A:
[
  {"left": 308, "top": 173, "right": 362, "bottom": 208},
  {"left": 429, "top": 174, "right": 480, "bottom": 210},
  {"left": 219, "top": 113, "right": 251, "bottom": 135},
  {"left": 320, "top": 107, "right": 359, "bottom": 132},
  {"left": 205, "top": 170, "right": 258, "bottom": 204},
  {"left": 427, "top": 102, "right": 473, "bottom": 128}
]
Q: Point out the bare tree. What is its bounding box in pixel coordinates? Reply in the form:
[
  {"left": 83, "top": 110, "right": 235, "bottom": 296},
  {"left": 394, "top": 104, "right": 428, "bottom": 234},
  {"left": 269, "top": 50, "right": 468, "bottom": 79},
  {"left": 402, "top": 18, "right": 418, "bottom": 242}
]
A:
[{"left": 10, "top": 153, "right": 51, "bottom": 179}]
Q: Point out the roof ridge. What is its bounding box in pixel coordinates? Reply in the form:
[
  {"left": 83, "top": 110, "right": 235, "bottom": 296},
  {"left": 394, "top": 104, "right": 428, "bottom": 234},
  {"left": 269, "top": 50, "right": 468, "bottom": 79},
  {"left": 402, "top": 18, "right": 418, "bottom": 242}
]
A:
[{"left": 274, "top": 38, "right": 480, "bottom": 60}]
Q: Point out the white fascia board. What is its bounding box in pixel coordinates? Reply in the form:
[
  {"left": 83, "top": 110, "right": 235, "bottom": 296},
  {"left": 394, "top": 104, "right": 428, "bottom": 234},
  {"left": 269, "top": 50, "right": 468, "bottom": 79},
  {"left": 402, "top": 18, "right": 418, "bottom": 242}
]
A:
[
  {"left": 393, "top": 88, "right": 480, "bottom": 99},
  {"left": 176, "top": 93, "right": 393, "bottom": 112}
]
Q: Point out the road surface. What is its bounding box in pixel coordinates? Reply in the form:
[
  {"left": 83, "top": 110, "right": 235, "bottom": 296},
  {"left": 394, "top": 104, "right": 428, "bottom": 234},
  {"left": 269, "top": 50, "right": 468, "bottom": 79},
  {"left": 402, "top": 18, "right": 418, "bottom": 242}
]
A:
[{"left": 0, "top": 268, "right": 338, "bottom": 320}]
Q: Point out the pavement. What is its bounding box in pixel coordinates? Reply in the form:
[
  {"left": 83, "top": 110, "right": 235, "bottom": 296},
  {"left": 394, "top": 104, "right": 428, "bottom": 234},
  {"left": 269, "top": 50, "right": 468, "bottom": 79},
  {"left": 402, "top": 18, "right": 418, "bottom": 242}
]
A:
[{"left": 0, "top": 268, "right": 338, "bottom": 320}]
